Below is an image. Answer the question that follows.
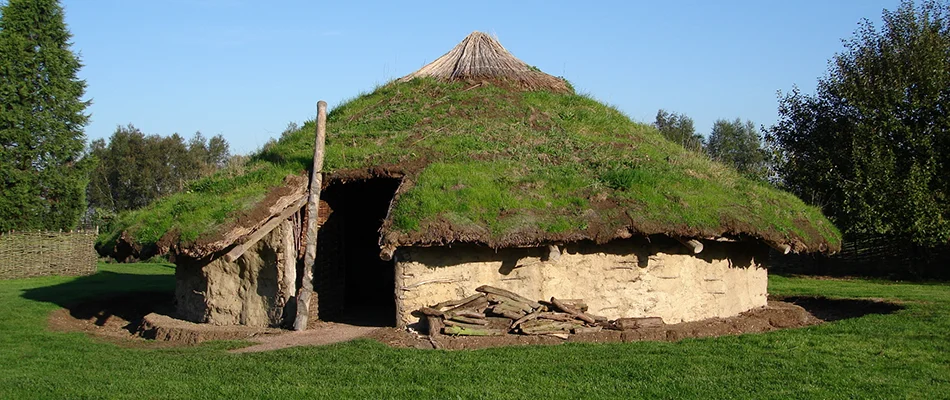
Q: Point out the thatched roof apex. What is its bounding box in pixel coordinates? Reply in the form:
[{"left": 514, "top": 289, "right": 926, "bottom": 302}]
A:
[{"left": 399, "top": 31, "right": 571, "bottom": 93}]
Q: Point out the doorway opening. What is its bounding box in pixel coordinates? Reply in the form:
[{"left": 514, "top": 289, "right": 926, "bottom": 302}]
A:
[{"left": 313, "top": 178, "right": 400, "bottom": 327}]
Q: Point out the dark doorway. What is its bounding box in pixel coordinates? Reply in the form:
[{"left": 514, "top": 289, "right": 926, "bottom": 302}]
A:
[{"left": 314, "top": 178, "right": 400, "bottom": 327}]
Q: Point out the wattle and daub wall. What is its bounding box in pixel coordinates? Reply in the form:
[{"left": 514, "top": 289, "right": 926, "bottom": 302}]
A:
[
  {"left": 174, "top": 229, "right": 769, "bottom": 328},
  {"left": 395, "top": 238, "right": 768, "bottom": 330},
  {"left": 175, "top": 221, "right": 298, "bottom": 327}
]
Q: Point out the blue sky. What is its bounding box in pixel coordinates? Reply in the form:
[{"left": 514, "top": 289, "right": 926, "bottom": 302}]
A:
[{"left": 60, "top": 0, "right": 899, "bottom": 154}]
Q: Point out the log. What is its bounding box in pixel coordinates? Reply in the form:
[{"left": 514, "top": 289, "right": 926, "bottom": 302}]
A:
[
  {"left": 419, "top": 307, "right": 444, "bottom": 317},
  {"left": 442, "top": 325, "right": 504, "bottom": 336},
  {"left": 767, "top": 240, "right": 792, "bottom": 255},
  {"left": 550, "top": 297, "right": 596, "bottom": 324},
  {"left": 572, "top": 326, "right": 603, "bottom": 334},
  {"left": 485, "top": 294, "right": 534, "bottom": 313},
  {"left": 538, "top": 312, "right": 582, "bottom": 322},
  {"left": 379, "top": 244, "right": 396, "bottom": 261},
  {"left": 552, "top": 299, "right": 588, "bottom": 313},
  {"left": 488, "top": 307, "right": 523, "bottom": 320},
  {"left": 443, "top": 319, "right": 489, "bottom": 329},
  {"left": 511, "top": 309, "right": 542, "bottom": 328},
  {"left": 589, "top": 313, "right": 609, "bottom": 322},
  {"left": 433, "top": 294, "right": 482, "bottom": 310},
  {"left": 614, "top": 317, "right": 665, "bottom": 330},
  {"left": 427, "top": 315, "right": 443, "bottom": 337},
  {"left": 676, "top": 238, "right": 704, "bottom": 254},
  {"left": 448, "top": 315, "right": 489, "bottom": 326},
  {"left": 293, "top": 100, "right": 328, "bottom": 331},
  {"left": 491, "top": 301, "right": 527, "bottom": 315},
  {"left": 443, "top": 295, "right": 489, "bottom": 318},
  {"left": 476, "top": 285, "right": 541, "bottom": 309},
  {"left": 455, "top": 311, "right": 486, "bottom": 319},
  {"left": 547, "top": 333, "right": 570, "bottom": 340},
  {"left": 520, "top": 320, "right": 578, "bottom": 335},
  {"left": 223, "top": 196, "right": 307, "bottom": 263}
]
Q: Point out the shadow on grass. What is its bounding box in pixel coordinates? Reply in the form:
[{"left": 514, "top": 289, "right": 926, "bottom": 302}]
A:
[
  {"left": 21, "top": 270, "right": 175, "bottom": 333},
  {"left": 777, "top": 296, "right": 905, "bottom": 322}
]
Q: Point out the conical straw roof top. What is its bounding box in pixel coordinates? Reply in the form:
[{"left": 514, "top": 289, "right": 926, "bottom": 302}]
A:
[{"left": 400, "top": 32, "right": 571, "bottom": 93}]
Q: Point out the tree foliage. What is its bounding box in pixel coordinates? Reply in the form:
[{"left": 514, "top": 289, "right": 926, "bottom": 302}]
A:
[
  {"left": 767, "top": 0, "right": 950, "bottom": 246},
  {"left": 86, "top": 125, "right": 231, "bottom": 214},
  {"left": 654, "top": 109, "right": 704, "bottom": 152},
  {"left": 0, "top": 0, "right": 90, "bottom": 232},
  {"left": 707, "top": 118, "right": 769, "bottom": 181}
]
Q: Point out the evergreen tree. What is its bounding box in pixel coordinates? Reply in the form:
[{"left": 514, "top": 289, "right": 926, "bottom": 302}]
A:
[{"left": 0, "top": 0, "right": 90, "bottom": 231}]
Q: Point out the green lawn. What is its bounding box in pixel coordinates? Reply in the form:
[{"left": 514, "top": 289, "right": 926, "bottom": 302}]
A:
[{"left": 1, "top": 263, "right": 948, "bottom": 399}]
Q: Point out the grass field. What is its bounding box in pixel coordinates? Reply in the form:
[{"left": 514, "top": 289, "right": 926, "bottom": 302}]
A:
[{"left": 0, "top": 263, "right": 947, "bottom": 399}]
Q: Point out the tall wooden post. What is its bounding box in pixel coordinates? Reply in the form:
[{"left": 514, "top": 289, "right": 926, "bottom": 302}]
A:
[{"left": 294, "top": 100, "right": 328, "bottom": 331}]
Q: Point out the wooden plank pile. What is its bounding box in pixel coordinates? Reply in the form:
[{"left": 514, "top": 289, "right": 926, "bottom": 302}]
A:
[{"left": 419, "top": 285, "right": 664, "bottom": 339}]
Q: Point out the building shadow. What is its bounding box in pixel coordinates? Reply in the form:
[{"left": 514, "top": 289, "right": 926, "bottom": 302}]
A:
[
  {"left": 775, "top": 296, "right": 905, "bottom": 322},
  {"left": 21, "top": 269, "right": 175, "bottom": 333}
]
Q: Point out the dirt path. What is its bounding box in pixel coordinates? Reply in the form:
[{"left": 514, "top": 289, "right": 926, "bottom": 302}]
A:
[{"left": 229, "top": 323, "right": 380, "bottom": 353}]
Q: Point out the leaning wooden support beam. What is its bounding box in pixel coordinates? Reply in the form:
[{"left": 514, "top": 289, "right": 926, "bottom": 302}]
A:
[
  {"left": 223, "top": 196, "right": 307, "bottom": 263},
  {"left": 676, "top": 238, "right": 704, "bottom": 254},
  {"left": 293, "top": 100, "right": 328, "bottom": 331}
]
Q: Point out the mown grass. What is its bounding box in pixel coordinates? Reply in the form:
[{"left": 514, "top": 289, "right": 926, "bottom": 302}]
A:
[
  {"left": 0, "top": 264, "right": 943, "bottom": 398},
  {"left": 0, "top": 264, "right": 948, "bottom": 399},
  {"left": 104, "top": 78, "right": 839, "bottom": 250}
]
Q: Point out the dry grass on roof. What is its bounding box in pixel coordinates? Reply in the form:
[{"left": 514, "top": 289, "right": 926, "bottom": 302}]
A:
[{"left": 399, "top": 32, "right": 571, "bottom": 93}]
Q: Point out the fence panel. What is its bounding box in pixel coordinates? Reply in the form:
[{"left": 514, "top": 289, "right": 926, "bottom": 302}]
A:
[
  {"left": 0, "top": 230, "right": 98, "bottom": 280},
  {"left": 770, "top": 235, "right": 950, "bottom": 279}
]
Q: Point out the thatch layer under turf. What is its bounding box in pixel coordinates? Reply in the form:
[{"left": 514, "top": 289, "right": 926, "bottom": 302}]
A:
[{"left": 100, "top": 32, "right": 841, "bottom": 257}]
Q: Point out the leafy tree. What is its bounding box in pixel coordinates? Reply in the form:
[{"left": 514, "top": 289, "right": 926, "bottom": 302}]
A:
[
  {"left": 767, "top": 0, "right": 950, "bottom": 246},
  {"left": 707, "top": 118, "right": 769, "bottom": 181},
  {"left": 654, "top": 109, "right": 704, "bottom": 152},
  {"left": 86, "top": 125, "right": 232, "bottom": 214},
  {"left": 0, "top": 0, "right": 91, "bottom": 231}
]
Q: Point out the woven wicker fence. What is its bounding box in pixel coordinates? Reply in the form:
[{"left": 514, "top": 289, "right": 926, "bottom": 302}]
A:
[
  {"left": 0, "top": 230, "right": 98, "bottom": 280},
  {"left": 770, "top": 235, "right": 950, "bottom": 279}
]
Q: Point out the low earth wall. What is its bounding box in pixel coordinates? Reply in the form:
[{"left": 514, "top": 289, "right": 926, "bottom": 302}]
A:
[
  {"left": 0, "top": 231, "right": 98, "bottom": 280},
  {"left": 175, "top": 220, "right": 297, "bottom": 327},
  {"left": 394, "top": 239, "right": 768, "bottom": 329}
]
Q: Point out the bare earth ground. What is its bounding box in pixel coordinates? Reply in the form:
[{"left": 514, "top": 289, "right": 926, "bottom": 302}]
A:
[{"left": 47, "top": 294, "right": 902, "bottom": 353}]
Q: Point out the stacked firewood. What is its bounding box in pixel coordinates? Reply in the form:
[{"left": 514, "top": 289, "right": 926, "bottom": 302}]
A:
[{"left": 419, "top": 285, "right": 664, "bottom": 339}]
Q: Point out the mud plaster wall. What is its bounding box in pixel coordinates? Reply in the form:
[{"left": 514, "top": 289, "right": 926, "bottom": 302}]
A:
[
  {"left": 175, "top": 220, "right": 297, "bottom": 327},
  {"left": 394, "top": 240, "right": 767, "bottom": 329}
]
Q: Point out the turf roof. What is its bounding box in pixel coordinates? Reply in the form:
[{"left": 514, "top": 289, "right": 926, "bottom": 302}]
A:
[{"left": 101, "top": 33, "right": 841, "bottom": 255}]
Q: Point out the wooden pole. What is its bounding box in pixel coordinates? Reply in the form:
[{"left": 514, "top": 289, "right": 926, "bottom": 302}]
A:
[
  {"left": 676, "top": 238, "right": 704, "bottom": 254},
  {"left": 767, "top": 240, "right": 792, "bottom": 255},
  {"left": 293, "top": 100, "right": 328, "bottom": 331},
  {"left": 546, "top": 244, "right": 560, "bottom": 262}
]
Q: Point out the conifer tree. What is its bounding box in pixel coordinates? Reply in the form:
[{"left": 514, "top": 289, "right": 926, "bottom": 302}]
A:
[{"left": 0, "top": 0, "right": 91, "bottom": 231}]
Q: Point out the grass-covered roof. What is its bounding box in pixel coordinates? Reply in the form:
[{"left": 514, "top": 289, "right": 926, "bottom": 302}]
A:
[{"left": 101, "top": 32, "right": 840, "bottom": 257}]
